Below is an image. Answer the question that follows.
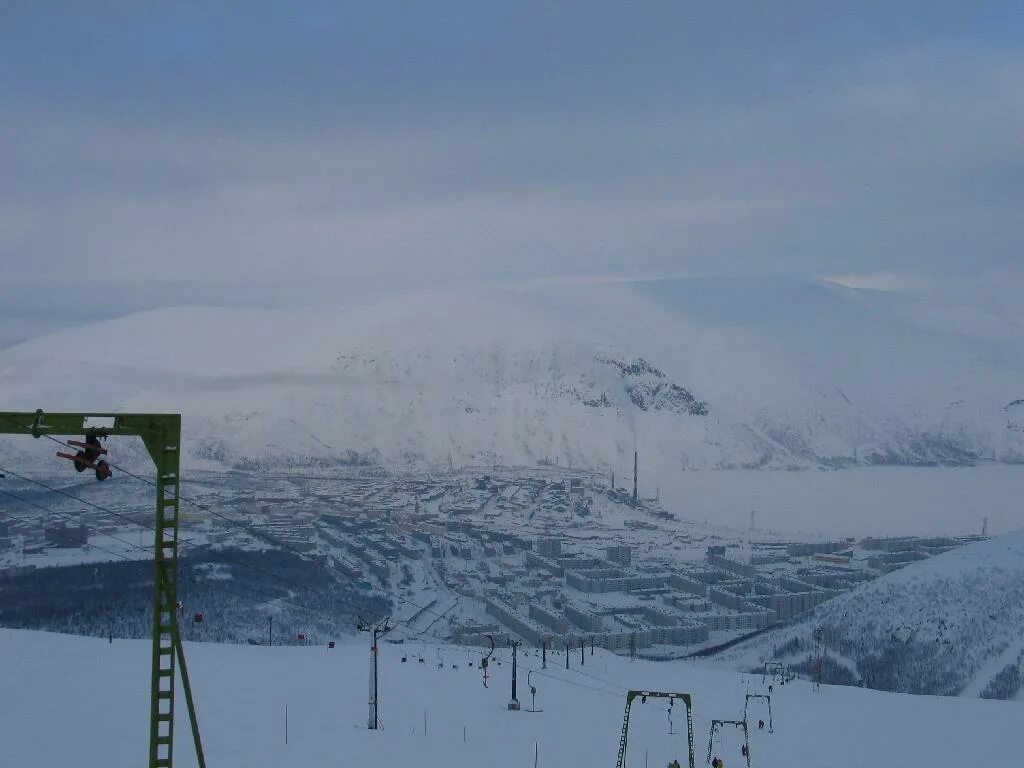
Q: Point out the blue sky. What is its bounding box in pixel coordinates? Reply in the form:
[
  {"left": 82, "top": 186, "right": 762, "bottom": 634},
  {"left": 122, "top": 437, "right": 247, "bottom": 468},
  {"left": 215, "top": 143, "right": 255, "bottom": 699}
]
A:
[{"left": 1, "top": 2, "right": 1022, "bottom": 344}]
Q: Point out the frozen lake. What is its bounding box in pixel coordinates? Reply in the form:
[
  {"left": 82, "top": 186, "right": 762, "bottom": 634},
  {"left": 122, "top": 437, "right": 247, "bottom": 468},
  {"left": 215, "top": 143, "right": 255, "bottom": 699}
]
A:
[{"left": 659, "top": 464, "right": 1024, "bottom": 539}]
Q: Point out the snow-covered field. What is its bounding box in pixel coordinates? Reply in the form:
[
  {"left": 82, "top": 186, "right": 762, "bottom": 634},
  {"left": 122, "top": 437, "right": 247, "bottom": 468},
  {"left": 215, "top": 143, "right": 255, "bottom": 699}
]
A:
[{"left": 0, "top": 628, "right": 1018, "bottom": 767}]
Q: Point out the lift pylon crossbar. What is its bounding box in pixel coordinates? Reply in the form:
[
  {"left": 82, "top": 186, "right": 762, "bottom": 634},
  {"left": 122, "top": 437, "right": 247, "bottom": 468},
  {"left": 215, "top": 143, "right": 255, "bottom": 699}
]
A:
[{"left": 0, "top": 410, "right": 204, "bottom": 768}]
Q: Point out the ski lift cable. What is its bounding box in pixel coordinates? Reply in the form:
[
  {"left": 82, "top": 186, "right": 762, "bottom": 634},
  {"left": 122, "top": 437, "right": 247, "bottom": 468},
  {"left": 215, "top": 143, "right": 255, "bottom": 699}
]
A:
[
  {"left": 0, "top": 465, "right": 345, "bottom": 605},
  {"left": 0, "top": 469, "right": 466, "bottom": 648},
  {"left": 23, "top": 428, "right": 338, "bottom": 564},
  {"left": 44, "top": 434, "right": 434, "bottom": 606},
  {"left": 0, "top": 464, "right": 328, "bottom": 599},
  {"left": 93, "top": 452, "right": 346, "bottom": 565},
  {"left": 541, "top": 656, "right": 628, "bottom": 696},
  {"left": 568, "top": 665, "right": 624, "bottom": 691},
  {"left": 41, "top": 443, "right": 470, "bottom": 628},
  {"left": 527, "top": 668, "right": 623, "bottom": 698},
  {"left": 0, "top": 486, "right": 163, "bottom": 559},
  {"left": 0, "top": 469, "right": 457, "bottom": 645},
  {"left": 523, "top": 655, "right": 625, "bottom": 696},
  {"left": 0, "top": 504, "right": 305, "bottom": 633},
  {"left": 0, "top": 465, "right": 172, "bottom": 533},
  {"left": 0, "top": 505, "right": 135, "bottom": 563},
  {"left": 3, "top": 424, "right": 479, "bottom": 630},
  {"left": 0, "top": 508, "right": 308, "bottom": 622},
  {"left": 0, "top": 489, "right": 329, "bottom": 618}
]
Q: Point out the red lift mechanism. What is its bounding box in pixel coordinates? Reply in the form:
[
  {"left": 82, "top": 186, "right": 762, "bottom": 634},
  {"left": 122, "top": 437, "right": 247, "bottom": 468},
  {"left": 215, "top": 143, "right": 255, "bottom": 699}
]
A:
[{"left": 55, "top": 430, "right": 112, "bottom": 480}]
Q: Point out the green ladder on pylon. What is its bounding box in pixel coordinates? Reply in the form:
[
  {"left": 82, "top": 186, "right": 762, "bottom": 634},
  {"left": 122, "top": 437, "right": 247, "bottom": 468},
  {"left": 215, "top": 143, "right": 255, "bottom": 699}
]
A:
[
  {"left": 151, "top": 434, "right": 181, "bottom": 767},
  {"left": 615, "top": 697, "right": 632, "bottom": 767}
]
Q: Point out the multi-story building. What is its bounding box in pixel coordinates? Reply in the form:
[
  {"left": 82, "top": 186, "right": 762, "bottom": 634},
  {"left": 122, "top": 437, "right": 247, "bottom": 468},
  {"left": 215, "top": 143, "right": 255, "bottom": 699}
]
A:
[
  {"left": 536, "top": 538, "right": 562, "bottom": 557},
  {"left": 606, "top": 545, "right": 632, "bottom": 567}
]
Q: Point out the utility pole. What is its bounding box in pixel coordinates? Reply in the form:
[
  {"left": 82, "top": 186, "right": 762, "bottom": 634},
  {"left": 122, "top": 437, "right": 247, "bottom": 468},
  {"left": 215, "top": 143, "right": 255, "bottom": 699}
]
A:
[
  {"left": 629, "top": 632, "right": 636, "bottom": 661},
  {"left": 507, "top": 640, "right": 521, "bottom": 710},
  {"left": 268, "top": 616, "right": 273, "bottom": 647},
  {"left": 580, "top": 638, "right": 585, "bottom": 666},
  {"left": 542, "top": 641, "right": 547, "bottom": 669},
  {"left": 358, "top": 616, "right": 392, "bottom": 729},
  {"left": 813, "top": 627, "right": 825, "bottom": 691},
  {"left": 591, "top": 636, "right": 595, "bottom": 655},
  {"left": 632, "top": 451, "right": 638, "bottom": 505},
  {"left": 565, "top": 642, "right": 570, "bottom": 669}
]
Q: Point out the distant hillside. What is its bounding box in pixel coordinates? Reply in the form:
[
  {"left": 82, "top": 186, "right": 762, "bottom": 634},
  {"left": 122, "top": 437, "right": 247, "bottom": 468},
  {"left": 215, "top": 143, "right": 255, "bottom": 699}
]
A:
[
  {"left": 714, "top": 528, "right": 1024, "bottom": 699},
  {"left": 1, "top": 277, "right": 1023, "bottom": 477}
]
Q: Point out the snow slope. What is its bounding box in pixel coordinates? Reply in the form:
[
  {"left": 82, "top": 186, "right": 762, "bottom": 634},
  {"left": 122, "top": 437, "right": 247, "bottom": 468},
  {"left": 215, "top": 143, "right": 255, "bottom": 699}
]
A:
[
  {"left": 715, "top": 527, "right": 1024, "bottom": 699},
  {"left": 1, "top": 277, "right": 1023, "bottom": 479},
  {"left": 0, "top": 627, "right": 1018, "bottom": 768}
]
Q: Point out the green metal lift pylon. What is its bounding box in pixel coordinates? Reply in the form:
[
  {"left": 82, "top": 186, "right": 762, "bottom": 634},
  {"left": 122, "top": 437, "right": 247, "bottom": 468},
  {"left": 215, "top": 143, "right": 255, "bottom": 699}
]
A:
[{"left": 0, "top": 410, "right": 206, "bottom": 768}]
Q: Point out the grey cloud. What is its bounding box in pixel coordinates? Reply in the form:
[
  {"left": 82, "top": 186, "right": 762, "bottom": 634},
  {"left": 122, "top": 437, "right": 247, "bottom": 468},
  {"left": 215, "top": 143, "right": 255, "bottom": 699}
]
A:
[{"left": 1, "top": 5, "right": 1022, "bottom": 347}]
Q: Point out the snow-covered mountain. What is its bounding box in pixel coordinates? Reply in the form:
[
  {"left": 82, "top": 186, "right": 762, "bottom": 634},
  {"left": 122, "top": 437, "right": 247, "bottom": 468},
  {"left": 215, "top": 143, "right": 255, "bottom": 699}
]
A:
[
  {"left": 715, "top": 527, "right": 1024, "bottom": 699},
  {"left": 1, "top": 277, "right": 1022, "bottom": 476}
]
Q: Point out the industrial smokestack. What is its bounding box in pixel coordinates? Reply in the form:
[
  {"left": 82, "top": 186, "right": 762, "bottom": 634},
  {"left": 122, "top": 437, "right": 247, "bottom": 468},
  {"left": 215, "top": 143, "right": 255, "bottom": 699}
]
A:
[{"left": 632, "top": 451, "right": 638, "bottom": 505}]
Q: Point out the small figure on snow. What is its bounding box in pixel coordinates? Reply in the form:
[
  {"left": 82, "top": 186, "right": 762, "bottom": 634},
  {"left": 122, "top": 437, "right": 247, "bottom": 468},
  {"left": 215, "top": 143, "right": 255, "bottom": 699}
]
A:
[
  {"left": 668, "top": 760, "right": 681, "bottom": 768},
  {"left": 758, "top": 719, "right": 765, "bottom": 730},
  {"left": 741, "top": 744, "right": 748, "bottom": 758}
]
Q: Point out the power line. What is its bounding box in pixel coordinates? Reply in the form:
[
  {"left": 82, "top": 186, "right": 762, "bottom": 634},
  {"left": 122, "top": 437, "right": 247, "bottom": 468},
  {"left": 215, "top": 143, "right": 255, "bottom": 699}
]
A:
[
  {"left": 0, "top": 463, "right": 457, "bottom": 645},
  {"left": 35, "top": 439, "right": 465, "bottom": 629}
]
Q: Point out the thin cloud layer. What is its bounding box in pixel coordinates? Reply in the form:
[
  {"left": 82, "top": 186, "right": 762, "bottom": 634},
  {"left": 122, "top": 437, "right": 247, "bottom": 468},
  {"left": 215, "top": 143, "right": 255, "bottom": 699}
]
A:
[{"left": 1, "top": 3, "right": 1021, "bottom": 344}]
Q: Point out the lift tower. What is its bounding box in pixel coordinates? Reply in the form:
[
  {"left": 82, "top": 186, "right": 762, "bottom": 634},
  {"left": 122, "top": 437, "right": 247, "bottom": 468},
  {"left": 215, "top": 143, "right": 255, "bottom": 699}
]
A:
[
  {"left": 0, "top": 410, "right": 205, "bottom": 768},
  {"left": 616, "top": 689, "right": 695, "bottom": 768}
]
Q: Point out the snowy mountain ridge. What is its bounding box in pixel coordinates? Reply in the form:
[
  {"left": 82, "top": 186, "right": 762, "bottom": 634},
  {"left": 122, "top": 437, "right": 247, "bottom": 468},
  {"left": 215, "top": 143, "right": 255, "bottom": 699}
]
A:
[{"left": 1, "top": 277, "right": 1022, "bottom": 477}]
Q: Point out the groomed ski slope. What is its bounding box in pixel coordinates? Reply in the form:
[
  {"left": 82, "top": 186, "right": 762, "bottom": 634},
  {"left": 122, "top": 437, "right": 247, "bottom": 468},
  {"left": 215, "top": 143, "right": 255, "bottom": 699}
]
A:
[{"left": 0, "top": 628, "right": 1017, "bottom": 767}]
